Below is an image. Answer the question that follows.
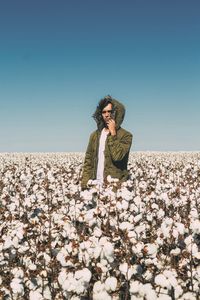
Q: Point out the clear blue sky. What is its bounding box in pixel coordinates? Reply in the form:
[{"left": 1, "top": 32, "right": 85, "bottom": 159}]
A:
[{"left": 0, "top": 0, "right": 199, "bottom": 152}]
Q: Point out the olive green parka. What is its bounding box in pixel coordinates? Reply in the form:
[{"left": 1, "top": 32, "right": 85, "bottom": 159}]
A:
[{"left": 81, "top": 97, "right": 132, "bottom": 189}]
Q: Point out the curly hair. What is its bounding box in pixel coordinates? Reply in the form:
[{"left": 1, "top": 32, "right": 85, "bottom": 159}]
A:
[{"left": 92, "top": 95, "right": 116, "bottom": 131}]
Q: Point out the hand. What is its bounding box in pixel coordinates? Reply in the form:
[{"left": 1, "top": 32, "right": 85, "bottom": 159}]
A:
[{"left": 107, "top": 118, "right": 116, "bottom": 136}]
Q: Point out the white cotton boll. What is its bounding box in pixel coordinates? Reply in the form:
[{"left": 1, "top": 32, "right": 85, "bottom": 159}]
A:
[
  {"left": 103, "top": 242, "right": 114, "bottom": 263},
  {"left": 10, "top": 278, "right": 24, "bottom": 295},
  {"left": 40, "top": 270, "right": 47, "bottom": 277},
  {"left": 143, "top": 270, "right": 153, "bottom": 281},
  {"left": 146, "top": 214, "right": 153, "bottom": 222},
  {"left": 93, "top": 291, "right": 112, "bottom": 300},
  {"left": 119, "top": 222, "right": 134, "bottom": 231},
  {"left": 190, "top": 219, "right": 200, "bottom": 234},
  {"left": 144, "top": 244, "right": 158, "bottom": 257},
  {"left": 155, "top": 274, "right": 170, "bottom": 288},
  {"left": 18, "top": 244, "right": 30, "bottom": 254},
  {"left": 129, "top": 203, "right": 139, "bottom": 213},
  {"left": 65, "top": 243, "right": 72, "bottom": 254},
  {"left": 85, "top": 209, "right": 96, "bottom": 226},
  {"left": 57, "top": 251, "right": 68, "bottom": 267},
  {"left": 194, "top": 252, "right": 200, "bottom": 260},
  {"left": 12, "top": 236, "right": 19, "bottom": 248},
  {"left": 11, "top": 268, "right": 24, "bottom": 279},
  {"left": 28, "top": 263, "right": 37, "bottom": 271},
  {"left": 93, "top": 281, "right": 105, "bottom": 293},
  {"left": 157, "top": 295, "right": 171, "bottom": 300},
  {"left": 134, "top": 224, "right": 146, "bottom": 235},
  {"left": 43, "top": 286, "right": 51, "bottom": 300},
  {"left": 92, "top": 279, "right": 111, "bottom": 298},
  {"left": 3, "top": 236, "right": 12, "bottom": 250},
  {"left": 8, "top": 202, "right": 17, "bottom": 212},
  {"left": 129, "top": 280, "right": 141, "bottom": 294},
  {"left": 119, "top": 262, "right": 128, "bottom": 276},
  {"left": 142, "top": 284, "right": 157, "bottom": 300},
  {"left": 107, "top": 175, "right": 113, "bottom": 183},
  {"left": 121, "top": 187, "right": 133, "bottom": 201},
  {"left": 172, "top": 228, "right": 179, "bottom": 239},
  {"left": 128, "top": 230, "right": 137, "bottom": 239},
  {"left": 167, "top": 275, "right": 178, "bottom": 287},
  {"left": 170, "top": 248, "right": 181, "bottom": 256},
  {"left": 43, "top": 253, "right": 51, "bottom": 264},
  {"left": 116, "top": 201, "right": 122, "bottom": 210},
  {"left": 80, "top": 189, "right": 93, "bottom": 201},
  {"left": 93, "top": 246, "right": 102, "bottom": 259},
  {"left": 181, "top": 292, "right": 197, "bottom": 300},
  {"left": 139, "top": 181, "right": 147, "bottom": 190},
  {"left": 157, "top": 209, "right": 165, "bottom": 219},
  {"left": 190, "top": 208, "right": 199, "bottom": 219},
  {"left": 160, "top": 225, "right": 170, "bottom": 238},
  {"left": 160, "top": 192, "right": 170, "bottom": 203},
  {"left": 44, "top": 221, "right": 49, "bottom": 228},
  {"left": 132, "top": 242, "right": 144, "bottom": 257},
  {"left": 58, "top": 270, "right": 67, "bottom": 286},
  {"left": 62, "top": 279, "right": 71, "bottom": 291},
  {"left": 113, "top": 178, "right": 119, "bottom": 183},
  {"left": 65, "top": 276, "right": 77, "bottom": 292},
  {"left": 96, "top": 262, "right": 108, "bottom": 274},
  {"left": 128, "top": 215, "right": 134, "bottom": 223},
  {"left": 93, "top": 227, "right": 102, "bottom": 238},
  {"left": 75, "top": 268, "right": 91, "bottom": 283},
  {"left": 105, "top": 277, "right": 117, "bottom": 292},
  {"left": 109, "top": 217, "right": 117, "bottom": 227},
  {"left": 189, "top": 243, "right": 198, "bottom": 255},
  {"left": 119, "top": 263, "right": 135, "bottom": 280},
  {"left": 75, "top": 284, "right": 85, "bottom": 295},
  {"left": 133, "top": 196, "right": 142, "bottom": 206},
  {"left": 33, "top": 184, "right": 39, "bottom": 192},
  {"left": 121, "top": 200, "right": 129, "bottom": 210},
  {"left": 133, "top": 214, "right": 142, "bottom": 223},
  {"left": 131, "top": 296, "right": 143, "bottom": 300},
  {"left": 83, "top": 240, "right": 92, "bottom": 250},
  {"left": 29, "top": 290, "right": 43, "bottom": 300},
  {"left": 152, "top": 203, "right": 159, "bottom": 210},
  {"left": 165, "top": 217, "right": 173, "bottom": 226},
  {"left": 174, "top": 285, "right": 183, "bottom": 298},
  {"left": 184, "top": 235, "right": 193, "bottom": 246},
  {"left": 24, "top": 197, "right": 32, "bottom": 207},
  {"left": 175, "top": 222, "right": 185, "bottom": 235}
]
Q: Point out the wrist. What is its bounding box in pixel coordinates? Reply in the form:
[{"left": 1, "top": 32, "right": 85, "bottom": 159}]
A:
[{"left": 110, "top": 130, "right": 116, "bottom": 136}]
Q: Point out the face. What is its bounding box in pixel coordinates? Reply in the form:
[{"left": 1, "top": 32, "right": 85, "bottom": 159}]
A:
[{"left": 102, "top": 103, "right": 113, "bottom": 127}]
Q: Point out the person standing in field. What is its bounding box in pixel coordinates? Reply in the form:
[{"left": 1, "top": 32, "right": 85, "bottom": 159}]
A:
[{"left": 81, "top": 95, "right": 132, "bottom": 189}]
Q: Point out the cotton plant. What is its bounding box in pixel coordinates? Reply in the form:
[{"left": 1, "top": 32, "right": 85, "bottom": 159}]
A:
[{"left": 0, "top": 152, "right": 200, "bottom": 299}]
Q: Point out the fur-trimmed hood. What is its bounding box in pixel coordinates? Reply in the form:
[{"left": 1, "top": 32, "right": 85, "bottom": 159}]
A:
[{"left": 93, "top": 96, "right": 126, "bottom": 131}]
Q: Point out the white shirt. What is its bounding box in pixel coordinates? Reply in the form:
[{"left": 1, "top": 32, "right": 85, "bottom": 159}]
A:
[{"left": 96, "top": 128, "right": 109, "bottom": 185}]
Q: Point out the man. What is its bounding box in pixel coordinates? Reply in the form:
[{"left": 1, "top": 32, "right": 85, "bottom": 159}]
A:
[{"left": 81, "top": 95, "right": 132, "bottom": 189}]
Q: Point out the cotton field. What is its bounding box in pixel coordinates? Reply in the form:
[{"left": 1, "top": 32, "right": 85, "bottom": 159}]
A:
[{"left": 0, "top": 152, "right": 200, "bottom": 300}]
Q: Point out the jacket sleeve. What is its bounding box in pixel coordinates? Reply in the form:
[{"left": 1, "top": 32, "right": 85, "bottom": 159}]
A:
[
  {"left": 81, "top": 133, "right": 95, "bottom": 189},
  {"left": 107, "top": 131, "right": 132, "bottom": 161}
]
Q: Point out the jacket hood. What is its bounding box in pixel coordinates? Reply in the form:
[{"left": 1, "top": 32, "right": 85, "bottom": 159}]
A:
[{"left": 93, "top": 96, "right": 126, "bottom": 131}]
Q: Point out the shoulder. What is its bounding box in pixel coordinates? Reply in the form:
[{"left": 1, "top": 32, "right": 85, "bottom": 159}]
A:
[
  {"left": 88, "top": 130, "right": 99, "bottom": 141},
  {"left": 118, "top": 127, "right": 133, "bottom": 138}
]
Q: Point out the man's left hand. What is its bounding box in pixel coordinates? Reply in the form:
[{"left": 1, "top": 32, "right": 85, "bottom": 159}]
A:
[{"left": 107, "top": 119, "right": 116, "bottom": 136}]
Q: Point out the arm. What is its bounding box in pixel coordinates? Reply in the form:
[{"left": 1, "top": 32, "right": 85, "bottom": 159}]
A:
[
  {"left": 81, "top": 133, "right": 95, "bottom": 189},
  {"left": 107, "top": 131, "right": 132, "bottom": 161}
]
